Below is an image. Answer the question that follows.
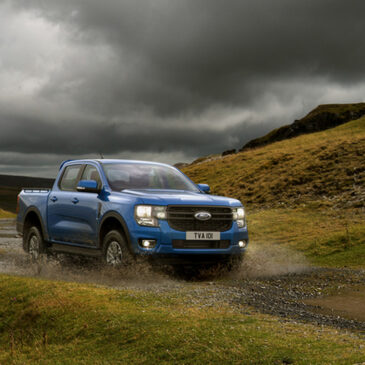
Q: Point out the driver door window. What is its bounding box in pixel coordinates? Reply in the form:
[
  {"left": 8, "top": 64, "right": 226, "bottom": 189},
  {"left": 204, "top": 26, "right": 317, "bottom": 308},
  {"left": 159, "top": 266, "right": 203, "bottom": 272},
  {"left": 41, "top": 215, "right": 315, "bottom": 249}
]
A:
[{"left": 81, "top": 165, "right": 102, "bottom": 189}]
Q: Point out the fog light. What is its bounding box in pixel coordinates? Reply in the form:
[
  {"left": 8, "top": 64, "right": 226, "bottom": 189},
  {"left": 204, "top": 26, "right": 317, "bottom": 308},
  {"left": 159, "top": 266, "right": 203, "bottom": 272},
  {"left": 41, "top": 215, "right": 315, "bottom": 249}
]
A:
[
  {"left": 140, "top": 239, "right": 156, "bottom": 248},
  {"left": 238, "top": 240, "right": 247, "bottom": 248}
]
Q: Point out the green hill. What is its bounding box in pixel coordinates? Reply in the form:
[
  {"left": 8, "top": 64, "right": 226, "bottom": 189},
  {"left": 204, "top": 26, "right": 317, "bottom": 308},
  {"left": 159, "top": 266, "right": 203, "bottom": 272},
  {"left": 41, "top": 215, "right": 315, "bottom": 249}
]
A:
[
  {"left": 240, "top": 102, "right": 365, "bottom": 151},
  {"left": 184, "top": 116, "right": 365, "bottom": 209},
  {"left": 183, "top": 116, "right": 365, "bottom": 268}
]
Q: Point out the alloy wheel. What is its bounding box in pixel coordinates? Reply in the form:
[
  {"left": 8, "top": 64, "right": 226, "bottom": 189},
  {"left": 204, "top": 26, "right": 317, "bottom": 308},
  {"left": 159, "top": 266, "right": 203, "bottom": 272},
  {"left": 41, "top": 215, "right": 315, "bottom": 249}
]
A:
[
  {"left": 106, "top": 241, "right": 123, "bottom": 265},
  {"left": 29, "top": 234, "right": 40, "bottom": 260}
]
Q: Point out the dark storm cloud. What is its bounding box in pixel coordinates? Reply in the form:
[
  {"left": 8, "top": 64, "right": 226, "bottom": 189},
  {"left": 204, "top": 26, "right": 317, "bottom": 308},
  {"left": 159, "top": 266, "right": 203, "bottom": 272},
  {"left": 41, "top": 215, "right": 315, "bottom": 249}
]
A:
[
  {"left": 14, "top": 0, "right": 365, "bottom": 114},
  {"left": 1, "top": 0, "right": 365, "bottom": 176},
  {"left": 0, "top": 111, "right": 262, "bottom": 156}
]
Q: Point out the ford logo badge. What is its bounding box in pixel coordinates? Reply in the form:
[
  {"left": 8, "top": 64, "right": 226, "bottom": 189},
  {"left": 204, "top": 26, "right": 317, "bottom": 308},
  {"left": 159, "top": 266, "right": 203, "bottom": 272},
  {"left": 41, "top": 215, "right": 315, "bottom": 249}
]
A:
[{"left": 194, "top": 211, "right": 212, "bottom": 221}]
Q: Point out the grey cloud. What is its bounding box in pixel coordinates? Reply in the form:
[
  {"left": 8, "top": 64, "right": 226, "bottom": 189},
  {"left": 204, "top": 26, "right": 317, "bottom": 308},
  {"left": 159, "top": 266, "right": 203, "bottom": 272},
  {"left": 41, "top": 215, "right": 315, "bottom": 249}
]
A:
[
  {"left": 11, "top": 0, "right": 365, "bottom": 116},
  {"left": 0, "top": 112, "right": 244, "bottom": 156}
]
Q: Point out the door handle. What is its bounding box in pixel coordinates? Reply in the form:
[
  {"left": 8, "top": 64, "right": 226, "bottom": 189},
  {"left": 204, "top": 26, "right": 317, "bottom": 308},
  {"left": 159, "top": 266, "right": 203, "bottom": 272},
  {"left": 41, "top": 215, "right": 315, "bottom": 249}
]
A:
[
  {"left": 50, "top": 196, "right": 58, "bottom": 202},
  {"left": 72, "top": 197, "right": 79, "bottom": 204}
]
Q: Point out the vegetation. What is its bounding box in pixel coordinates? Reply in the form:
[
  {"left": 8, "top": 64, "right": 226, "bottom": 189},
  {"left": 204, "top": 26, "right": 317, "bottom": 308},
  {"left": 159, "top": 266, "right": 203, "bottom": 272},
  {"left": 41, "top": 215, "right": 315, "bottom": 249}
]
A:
[
  {"left": 0, "top": 209, "right": 16, "bottom": 219},
  {"left": 184, "top": 117, "right": 364, "bottom": 209},
  {"left": 248, "top": 206, "right": 365, "bottom": 268},
  {"left": 183, "top": 117, "right": 365, "bottom": 268},
  {"left": 0, "top": 275, "right": 364, "bottom": 364},
  {"left": 240, "top": 102, "right": 365, "bottom": 150},
  {"left": 304, "top": 102, "right": 365, "bottom": 118}
]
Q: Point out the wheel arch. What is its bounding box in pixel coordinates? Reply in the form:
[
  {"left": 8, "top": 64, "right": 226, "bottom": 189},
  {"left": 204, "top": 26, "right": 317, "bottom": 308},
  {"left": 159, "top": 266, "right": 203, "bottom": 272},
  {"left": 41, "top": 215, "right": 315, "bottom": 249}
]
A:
[
  {"left": 98, "top": 211, "right": 133, "bottom": 252},
  {"left": 22, "top": 207, "right": 47, "bottom": 251}
]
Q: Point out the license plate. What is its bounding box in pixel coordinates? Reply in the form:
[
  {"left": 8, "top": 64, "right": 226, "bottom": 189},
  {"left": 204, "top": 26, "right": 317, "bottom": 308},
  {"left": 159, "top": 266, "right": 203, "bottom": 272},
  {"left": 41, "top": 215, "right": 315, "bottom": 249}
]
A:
[{"left": 186, "top": 232, "right": 220, "bottom": 240}]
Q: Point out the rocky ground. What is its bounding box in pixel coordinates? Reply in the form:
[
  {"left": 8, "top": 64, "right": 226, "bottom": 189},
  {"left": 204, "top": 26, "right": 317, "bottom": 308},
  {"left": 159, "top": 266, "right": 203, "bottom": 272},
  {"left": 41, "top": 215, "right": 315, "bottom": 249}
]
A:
[{"left": 1, "top": 219, "right": 364, "bottom": 337}]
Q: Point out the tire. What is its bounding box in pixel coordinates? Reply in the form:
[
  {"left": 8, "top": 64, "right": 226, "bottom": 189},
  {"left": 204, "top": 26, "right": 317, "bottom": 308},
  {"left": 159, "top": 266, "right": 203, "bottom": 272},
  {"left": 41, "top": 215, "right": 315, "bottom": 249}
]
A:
[
  {"left": 25, "top": 226, "right": 45, "bottom": 261},
  {"left": 102, "top": 230, "right": 134, "bottom": 267}
]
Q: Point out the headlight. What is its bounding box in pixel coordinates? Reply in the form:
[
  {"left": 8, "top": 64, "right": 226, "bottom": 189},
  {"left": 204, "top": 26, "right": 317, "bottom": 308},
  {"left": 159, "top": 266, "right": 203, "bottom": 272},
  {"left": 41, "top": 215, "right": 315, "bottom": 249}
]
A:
[
  {"left": 136, "top": 205, "right": 152, "bottom": 218},
  {"left": 134, "top": 205, "right": 167, "bottom": 227},
  {"left": 232, "top": 207, "right": 246, "bottom": 228}
]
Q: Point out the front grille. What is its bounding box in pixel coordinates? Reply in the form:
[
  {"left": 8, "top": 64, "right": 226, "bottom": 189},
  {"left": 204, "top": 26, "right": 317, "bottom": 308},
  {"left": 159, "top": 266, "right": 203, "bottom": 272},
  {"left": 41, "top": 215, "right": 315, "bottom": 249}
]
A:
[
  {"left": 167, "top": 205, "right": 233, "bottom": 232},
  {"left": 172, "top": 240, "right": 230, "bottom": 249}
]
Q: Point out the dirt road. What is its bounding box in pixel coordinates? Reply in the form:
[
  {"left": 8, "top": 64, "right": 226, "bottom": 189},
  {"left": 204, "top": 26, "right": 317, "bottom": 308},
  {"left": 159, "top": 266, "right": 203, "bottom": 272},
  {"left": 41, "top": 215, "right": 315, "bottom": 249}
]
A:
[{"left": 1, "top": 219, "right": 364, "bottom": 335}]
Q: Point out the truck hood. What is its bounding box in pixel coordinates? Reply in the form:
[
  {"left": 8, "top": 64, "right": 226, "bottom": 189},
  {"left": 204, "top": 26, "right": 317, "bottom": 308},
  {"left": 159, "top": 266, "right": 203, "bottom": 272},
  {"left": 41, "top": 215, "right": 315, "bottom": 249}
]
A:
[{"left": 120, "top": 189, "right": 241, "bottom": 207}]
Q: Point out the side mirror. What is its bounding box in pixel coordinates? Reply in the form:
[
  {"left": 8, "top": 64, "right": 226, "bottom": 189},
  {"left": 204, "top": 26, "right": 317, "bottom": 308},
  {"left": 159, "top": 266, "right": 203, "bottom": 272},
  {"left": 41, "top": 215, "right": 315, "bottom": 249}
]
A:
[
  {"left": 197, "top": 183, "right": 210, "bottom": 194},
  {"left": 77, "top": 180, "right": 100, "bottom": 193}
]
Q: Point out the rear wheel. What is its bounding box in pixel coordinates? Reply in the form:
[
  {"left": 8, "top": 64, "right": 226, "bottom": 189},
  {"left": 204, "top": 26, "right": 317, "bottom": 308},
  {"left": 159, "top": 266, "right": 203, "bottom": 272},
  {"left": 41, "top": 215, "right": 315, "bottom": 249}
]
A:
[
  {"left": 103, "top": 230, "right": 133, "bottom": 267},
  {"left": 25, "top": 226, "right": 45, "bottom": 261}
]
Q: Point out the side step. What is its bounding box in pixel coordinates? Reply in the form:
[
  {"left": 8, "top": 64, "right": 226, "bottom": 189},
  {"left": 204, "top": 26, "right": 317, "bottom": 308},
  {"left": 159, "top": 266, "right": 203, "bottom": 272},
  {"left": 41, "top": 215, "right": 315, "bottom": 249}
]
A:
[{"left": 49, "top": 243, "right": 102, "bottom": 257}]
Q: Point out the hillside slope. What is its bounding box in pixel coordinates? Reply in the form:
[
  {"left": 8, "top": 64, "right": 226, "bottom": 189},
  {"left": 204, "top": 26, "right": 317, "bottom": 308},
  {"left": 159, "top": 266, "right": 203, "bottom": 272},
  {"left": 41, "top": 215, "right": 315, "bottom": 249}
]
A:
[
  {"left": 183, "top": 116, "right": 365, "bottom": 210},
  {"left": 240, "top": 103, "right": 365, "bottom": 151},
  {"left": 183, "top": 116, "right": 365, "bottom": 267}
]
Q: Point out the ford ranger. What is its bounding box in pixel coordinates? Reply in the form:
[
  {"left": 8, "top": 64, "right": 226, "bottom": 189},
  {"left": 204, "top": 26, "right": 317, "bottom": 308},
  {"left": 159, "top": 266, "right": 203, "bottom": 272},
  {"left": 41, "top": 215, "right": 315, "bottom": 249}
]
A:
[{"left": 16, "top": 159, "right": 248, "bottom": 268}]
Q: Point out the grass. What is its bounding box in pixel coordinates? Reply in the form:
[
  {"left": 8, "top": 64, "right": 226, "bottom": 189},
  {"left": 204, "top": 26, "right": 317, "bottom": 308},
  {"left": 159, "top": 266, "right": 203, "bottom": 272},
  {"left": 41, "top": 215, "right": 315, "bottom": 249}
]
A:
[
  {"left": 306, "top": 102, "right": 365, "bottom": 117},
  {"left": 308, "top": 225, "right": 365, "bottom": 268},
  {"left": 183, "top": 117, "right": 365, "bottom": 209},
  {"left": 248, "top": 206, "right": 365, "bottom": 268},
  {"left": 183, "top": 117, "right": 365, "bottom": 268},
  {"left": 241, "top": 103, "right": 365, "bottom": 150},
  {"left": 0, "top": 209, "right": 16, "bottom": 219},
  {"left": 0, "top": 275, "right": 364, "bottom": 364}
]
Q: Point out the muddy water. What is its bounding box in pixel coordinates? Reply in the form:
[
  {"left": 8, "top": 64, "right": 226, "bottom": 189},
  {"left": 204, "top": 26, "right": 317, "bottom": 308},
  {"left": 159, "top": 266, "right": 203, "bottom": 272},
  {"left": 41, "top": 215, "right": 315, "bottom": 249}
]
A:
[
  {"left": 0, "top": 219, "right": 17, "bottom": 238},
  {"left": 0, "top": 219, "right": 310, "bottom": 285},
  {"left": 305, "top": 286, "right": 365, "bottom": 322}
]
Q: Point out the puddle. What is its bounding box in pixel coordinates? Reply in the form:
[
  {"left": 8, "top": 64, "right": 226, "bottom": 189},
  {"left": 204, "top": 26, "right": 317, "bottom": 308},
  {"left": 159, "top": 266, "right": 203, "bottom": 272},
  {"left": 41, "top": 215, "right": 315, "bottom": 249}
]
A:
[{"left": 305, "top": 286, "right": 365, "bottom": 322}]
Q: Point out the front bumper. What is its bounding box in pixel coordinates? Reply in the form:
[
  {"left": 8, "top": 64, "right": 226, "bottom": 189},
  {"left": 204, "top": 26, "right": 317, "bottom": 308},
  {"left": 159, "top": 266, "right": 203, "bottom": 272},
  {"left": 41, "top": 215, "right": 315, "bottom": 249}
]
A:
[{"left": 128, "top": 219, "right": 249, "bottom": 262}]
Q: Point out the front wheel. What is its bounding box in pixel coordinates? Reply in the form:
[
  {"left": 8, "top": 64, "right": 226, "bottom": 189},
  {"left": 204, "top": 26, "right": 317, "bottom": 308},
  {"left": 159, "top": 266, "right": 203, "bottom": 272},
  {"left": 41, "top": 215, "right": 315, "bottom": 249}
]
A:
[
  {"left": 226, "top": 253, "right": 245, "bottom": 272},
  {"left": 25, "top": 226, "right": 45, "bottom": 260},
  {"left": 174, "top": 254, "right": 245, "bottom": 279},
  {"left": 103, "top": 230, "right": 133, "bottom": 267}
]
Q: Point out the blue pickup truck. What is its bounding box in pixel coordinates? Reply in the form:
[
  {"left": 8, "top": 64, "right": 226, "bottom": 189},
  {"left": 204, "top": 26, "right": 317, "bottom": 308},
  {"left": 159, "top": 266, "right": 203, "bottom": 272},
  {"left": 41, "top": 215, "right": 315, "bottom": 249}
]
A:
[{"left": 16, "top": 159, "right": 248, "bottom": 268}]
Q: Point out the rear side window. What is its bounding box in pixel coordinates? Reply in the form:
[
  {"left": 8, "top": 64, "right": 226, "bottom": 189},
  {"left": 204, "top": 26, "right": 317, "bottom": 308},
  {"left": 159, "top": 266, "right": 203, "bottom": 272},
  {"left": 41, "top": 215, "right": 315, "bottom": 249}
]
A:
[
  {"left": 59, "top": 165, "right": 82, "bottom": 191},
  {"left": 81, "top": 165, "right": 102, "bottom": 188}
]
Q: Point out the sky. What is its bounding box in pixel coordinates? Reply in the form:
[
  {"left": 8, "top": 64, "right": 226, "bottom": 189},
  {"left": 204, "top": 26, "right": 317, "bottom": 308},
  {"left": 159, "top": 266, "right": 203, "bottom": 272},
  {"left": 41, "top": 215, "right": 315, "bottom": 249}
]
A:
[{"left": 0, "top": 0, "right": 364, "bottom": 177}]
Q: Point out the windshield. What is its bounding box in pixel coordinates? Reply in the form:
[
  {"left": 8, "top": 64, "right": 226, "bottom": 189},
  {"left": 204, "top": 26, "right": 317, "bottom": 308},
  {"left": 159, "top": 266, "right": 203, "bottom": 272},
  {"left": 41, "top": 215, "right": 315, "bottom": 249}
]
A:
[{"left": 102, "top": 163, "right": 199, "bottom": 192}]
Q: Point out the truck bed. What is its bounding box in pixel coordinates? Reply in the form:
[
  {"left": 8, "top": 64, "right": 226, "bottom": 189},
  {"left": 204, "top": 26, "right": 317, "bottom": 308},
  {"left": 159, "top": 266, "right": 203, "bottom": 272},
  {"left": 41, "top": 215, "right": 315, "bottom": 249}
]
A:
[{"left": 17, "top": 189, "right": 51, "bottom": 235}]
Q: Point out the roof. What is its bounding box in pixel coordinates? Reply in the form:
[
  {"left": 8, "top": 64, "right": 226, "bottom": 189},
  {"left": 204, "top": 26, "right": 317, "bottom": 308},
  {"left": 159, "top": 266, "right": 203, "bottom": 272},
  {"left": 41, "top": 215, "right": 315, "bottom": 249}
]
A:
[{"left": 60, "top": 158, "right": 172, "bottom": 169}]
